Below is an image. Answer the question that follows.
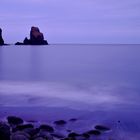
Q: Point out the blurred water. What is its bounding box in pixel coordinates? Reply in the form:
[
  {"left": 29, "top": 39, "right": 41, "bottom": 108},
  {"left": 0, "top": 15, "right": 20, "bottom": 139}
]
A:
[
  {"left": 0, "top": 44, "right": 140, "bottom": 84},
  {"left": 0, "top": 44, "right": 140, "bottom": 109},
  {"left": 1, "top": 44, "right": 140, "bottom": 139}
]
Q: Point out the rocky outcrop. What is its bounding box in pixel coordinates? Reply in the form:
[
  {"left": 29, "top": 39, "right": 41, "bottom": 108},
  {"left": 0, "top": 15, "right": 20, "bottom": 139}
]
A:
[
  {"left": 15, "top": 26, "right": 48, "bottom": 45},
  {"left": 0, "top": 28, "right": 4, "bottom": 45},
  {"left": 0, "top": 115, "right": 112, "bottom": 140}
]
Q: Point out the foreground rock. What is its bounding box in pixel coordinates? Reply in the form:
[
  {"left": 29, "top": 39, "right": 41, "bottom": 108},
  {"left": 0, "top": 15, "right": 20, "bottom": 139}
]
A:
[
  {"left": 86, "top": 130, "right": 101, "bottom": 135},
  {"left": 95, "top": 125, "right": 110, "bottom": 131},
  {"left": 54, "top": 120, "right": 67, "bottom": 125},
  {"left": 39, "top": 124, "right": 54, "bottom": 133},
  {"left": 7, "top": 116, "right": 23, "bottom": 126},
  {"left": 0, "top": 122, "right": 10, "bottom": 140},
  {"left": 11, "top": 131, "right": 30, "bottom": 140},
  {"left": 0, "top": 28, "right": 4, "bottom": 45},
  {"left": 15, "top": 26, "right": 48, "bottom": 45},
  {"left": 0, "top": 115, "right": 113, "bottom": 140}
]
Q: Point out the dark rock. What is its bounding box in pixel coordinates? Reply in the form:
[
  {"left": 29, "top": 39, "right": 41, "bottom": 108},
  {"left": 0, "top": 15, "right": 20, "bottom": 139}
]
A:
[
  {"left": 0, "top": 122, "right": 10, "bottom": 140},
  {"left": 69, "top": 118, "right": 77, "bottom": 122},
  {"left": 51, "top": 132, "right": 65, "bottom": 138},
  {"left": 26, "top": 120, "right": 38, "bottom": 123},
  {"left": 68, "top": 132, "right": 81, "bottom": 137},
  {"left": 54, "top": 120, "right": 67, "bottom": 125},
  {"left": 17, "top": 124, "right": 34, "bottom": 130},
  {"left": 86, "top": 130, "right": 101, "bottom": 135},
  {"left": 11, "top": 131, "right": 30, "bottom": 140},
  {"left": 95, "top": 125, "right": 110, "bottom": 131},
  {"left": 62, "top": 138, "right": 76, "bottom": 140},
  {"left": 24, "top": 128, "right": 39, "bottom": 137},
  {"left": 30, "top": 26, "right": 48, "bottom": 45},
  {"left": 34, "top": 131, "right": 53, "bottom": 139},
  {"left": 11, "top": 135, "right": 29, "bottom": 140},
  {"left": 0, "top": 28, "right": 4, "bottom": 45},
  {"left": 67, "top": 129, "right": 72, "bottom": 132},
  {"left": 39, "top": 124, "right": 54, "bottom": 132},
  {"left": 7, "top": 116, "right": 23, "bottom": 125},
  {"left": 13, "top": 124, "right": 34, "bottom": 132},
  {"left": 15, "top": 42, "right": 24, "bottom": 45},
  {"left": 34, "top": 137, "right": 46, "bottom": 140},
  {"left": 15, "top": 26, "right": 48, "bottom": 45},
  {"left": 23, "top": 37, "right": 31, "bottom": 45},
  {"left": 82, "top": 133, "right": 90, "bottom": 138},
  {"left": 67, "top": 133, "right": 87, "bottom": 140}
]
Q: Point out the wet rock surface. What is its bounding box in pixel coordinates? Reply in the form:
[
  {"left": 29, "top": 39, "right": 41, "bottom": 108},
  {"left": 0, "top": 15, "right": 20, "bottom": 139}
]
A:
[
  {"left": 39, "top": 124, "right": 54, "bottom": 132},
  {"left": 86, "top": 129, "right": 101, "bottom": 135},
  {"left": 95, "top": 125, "right": 110, "bottom": 131},
  {"left": 7, "top": 116, "right": 23, "bottom": 126},
  {"left": 0, "top": 115, "right": 113, "bottom": 140},
  {"left": 54, "top": 120, "right": 67, "bottom": 125}
]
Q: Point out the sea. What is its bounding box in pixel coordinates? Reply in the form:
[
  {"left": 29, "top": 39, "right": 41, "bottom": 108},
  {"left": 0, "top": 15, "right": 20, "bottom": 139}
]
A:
[{"left": 0, "top": 44, "right": 140, "bottom": 139}]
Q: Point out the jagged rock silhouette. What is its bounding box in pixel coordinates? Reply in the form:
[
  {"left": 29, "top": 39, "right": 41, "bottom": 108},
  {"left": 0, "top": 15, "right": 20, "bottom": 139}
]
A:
[{"left": 15, "top": 26, "right": 48, "bottom": 45}]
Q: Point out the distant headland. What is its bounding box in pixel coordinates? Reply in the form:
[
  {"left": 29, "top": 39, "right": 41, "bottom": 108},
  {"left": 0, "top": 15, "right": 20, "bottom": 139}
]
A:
[
  {"left": 0, "top": 28, "right": 4, "bottom": 45},
  {"left": 0, "top": 27, "right": 49, "bottom": 45}
]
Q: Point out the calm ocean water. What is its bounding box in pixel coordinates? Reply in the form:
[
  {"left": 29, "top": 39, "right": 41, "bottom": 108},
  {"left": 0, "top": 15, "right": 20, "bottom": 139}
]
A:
[
  {"left": 1, "top": 44, "right": 140, "bottom": 139},
  {"left": 0, "top": 44, "right": 140, "bottom": 108}
]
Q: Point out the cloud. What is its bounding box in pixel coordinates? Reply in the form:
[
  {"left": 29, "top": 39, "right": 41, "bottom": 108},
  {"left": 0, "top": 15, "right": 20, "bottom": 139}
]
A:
[{"left": 0, "top": 0, "right": 140, "bottom": 43}]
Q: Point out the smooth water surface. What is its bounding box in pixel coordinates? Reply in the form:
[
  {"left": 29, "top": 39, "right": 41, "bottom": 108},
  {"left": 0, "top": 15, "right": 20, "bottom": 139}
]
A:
[
  {"left": 0, "top": 44, "right": 140, "bottom": 139},
  {"left": 0, "top": 44, "right": 140, "bottom": 108}
]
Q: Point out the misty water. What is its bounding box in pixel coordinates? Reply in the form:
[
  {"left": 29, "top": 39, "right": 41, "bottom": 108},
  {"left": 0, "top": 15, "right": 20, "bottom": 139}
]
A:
[{"left": 0, "top": 44, "right": 140, "bottom": 139}]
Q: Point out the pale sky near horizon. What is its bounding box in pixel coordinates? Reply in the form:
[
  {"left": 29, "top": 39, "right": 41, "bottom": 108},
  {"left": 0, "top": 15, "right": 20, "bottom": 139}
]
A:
[{"left": 0, "top": 0, "right": 140, "bottom": 44}]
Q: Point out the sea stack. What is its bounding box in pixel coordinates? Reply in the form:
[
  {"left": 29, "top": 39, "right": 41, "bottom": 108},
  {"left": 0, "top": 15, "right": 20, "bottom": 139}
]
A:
[
  {"left": 0, "top": 28, "right": 4, "bottom": 45},
  {"left": 15, "top": 26, "right": 48, "bottom": 45}
]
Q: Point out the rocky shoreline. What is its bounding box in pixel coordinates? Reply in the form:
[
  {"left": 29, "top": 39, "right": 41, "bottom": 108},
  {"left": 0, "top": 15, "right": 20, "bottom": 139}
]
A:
[{"left": 0, "top": 115, "right": 111, "bottom": 140}]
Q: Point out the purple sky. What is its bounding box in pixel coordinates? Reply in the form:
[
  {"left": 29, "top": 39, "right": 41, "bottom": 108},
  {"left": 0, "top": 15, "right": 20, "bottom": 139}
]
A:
[{"left": 0, "top": 0, "right": 140, "bottom": 44}]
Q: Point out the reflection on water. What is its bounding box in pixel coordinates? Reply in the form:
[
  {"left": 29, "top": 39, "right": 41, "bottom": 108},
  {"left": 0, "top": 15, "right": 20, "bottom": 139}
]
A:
[{"left": 0, "top": 44, "right": 140, "bottom": 84}]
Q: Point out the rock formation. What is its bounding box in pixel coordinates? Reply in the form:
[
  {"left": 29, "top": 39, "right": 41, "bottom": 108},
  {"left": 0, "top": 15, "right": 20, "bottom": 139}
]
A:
[
  {"left": 0, "top": 28, "right": 4, "bottom": 45},
  {"left": 15, "top": 26, "right": 48, "bottom": 45},
  {"left": 0, "top": 115, "right": 113, "bottom": 140}
]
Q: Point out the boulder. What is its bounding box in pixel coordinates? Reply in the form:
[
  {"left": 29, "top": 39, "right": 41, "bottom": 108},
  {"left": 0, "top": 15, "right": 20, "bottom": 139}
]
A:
[
  {"left": 7, "top": 116, "right": 23, "bottom": 126},
  {"left": 34, "top": 137, "right": 46, "bottom": 140},
  {"left": 11, "top": 131, "right": 30, "bottom": 140},
  {"left": 34, "top": 130, "right": 53, "bottom": 140},
  {"left": 13, "top": 124, "right": 34, "bottom": 132},
  {"left": 0, "top": 122, "right": 10, "bottom": 140},
  {"left": 39, "top": 124, "right": 54, "bottom": 133},
  {"left": 51, "top": 132, "right": 66, "bottom": 138},
  {"left": 94, "top": 125, "right": 110, "bottom": 131},
  {"left": 68, "top": 132, "right": 80, "bottom": 137},
  {"left": 86, "top": 130, "right": 101, "bottom": 135},
  {"left": 54, "top": 120, "right": 67, "bottom": 125},
  {"left": 23, "top": 128, "right": 39, "bottom": 137}
]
